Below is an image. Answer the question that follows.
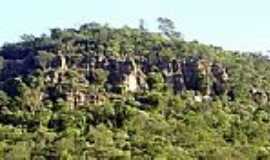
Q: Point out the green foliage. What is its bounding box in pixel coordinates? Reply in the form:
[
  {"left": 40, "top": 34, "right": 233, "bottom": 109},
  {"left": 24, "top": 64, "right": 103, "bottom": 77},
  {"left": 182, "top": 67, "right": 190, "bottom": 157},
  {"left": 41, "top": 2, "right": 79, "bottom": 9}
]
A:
[
  {"left": 93, "top": 68, "right": 108, "bottom": 86},
  {"left": 147, "top": 72, "right": 165, "bottom": 91},
  {"left": 0, "top": 91, "right": 10, "bottom": 107},
  {"left": 35, "top": 51, "right": 55, "bottom": 70}
]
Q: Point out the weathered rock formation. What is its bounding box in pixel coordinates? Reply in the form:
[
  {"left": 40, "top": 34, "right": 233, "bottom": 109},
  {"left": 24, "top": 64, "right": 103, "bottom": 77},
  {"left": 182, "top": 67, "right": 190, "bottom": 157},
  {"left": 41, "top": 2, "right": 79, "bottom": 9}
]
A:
[{"left": 0, "top": 49, "right": 251, "bottom": 105}]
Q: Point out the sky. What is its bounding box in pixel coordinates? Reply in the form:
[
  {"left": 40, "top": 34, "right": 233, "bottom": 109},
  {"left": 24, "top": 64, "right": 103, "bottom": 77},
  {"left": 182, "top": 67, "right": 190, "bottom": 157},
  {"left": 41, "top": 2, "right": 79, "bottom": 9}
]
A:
[{"left": 0, "top": 0, "right": 270, "bottom": 53}]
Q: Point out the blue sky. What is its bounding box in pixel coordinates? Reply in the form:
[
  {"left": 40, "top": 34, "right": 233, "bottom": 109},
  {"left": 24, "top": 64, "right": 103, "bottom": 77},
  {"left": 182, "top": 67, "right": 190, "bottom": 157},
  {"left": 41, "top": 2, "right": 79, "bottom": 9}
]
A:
[{"left": 0, "top": 0, "right": 269, "bottom": 52}]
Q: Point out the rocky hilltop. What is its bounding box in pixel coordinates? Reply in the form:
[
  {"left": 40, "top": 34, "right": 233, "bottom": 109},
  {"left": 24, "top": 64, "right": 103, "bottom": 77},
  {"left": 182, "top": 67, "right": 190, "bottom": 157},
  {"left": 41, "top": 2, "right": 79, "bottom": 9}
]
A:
[{"left": 0, "top": 20, "right": 270, "bottom": 159}]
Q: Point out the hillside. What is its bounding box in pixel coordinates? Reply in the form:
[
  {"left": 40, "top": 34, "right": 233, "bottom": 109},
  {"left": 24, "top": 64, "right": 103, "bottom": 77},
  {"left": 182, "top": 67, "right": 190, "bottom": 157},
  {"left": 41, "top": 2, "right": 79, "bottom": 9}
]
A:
[{"left": 0, "top": 19, "right": 270, "bottom": 159}]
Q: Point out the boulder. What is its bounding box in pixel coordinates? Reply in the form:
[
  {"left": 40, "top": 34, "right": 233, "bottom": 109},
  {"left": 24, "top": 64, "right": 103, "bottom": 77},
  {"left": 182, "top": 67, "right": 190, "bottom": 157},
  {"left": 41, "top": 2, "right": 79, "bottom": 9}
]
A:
[
  {"left": 250, "top": 88, "right": 268, "bottom": 105},
  {"left": 181, "top": 57, "right": 211, "bottom": 95},
  {"left": 211, "top": 63, "right": 229, "bottom": 96}
]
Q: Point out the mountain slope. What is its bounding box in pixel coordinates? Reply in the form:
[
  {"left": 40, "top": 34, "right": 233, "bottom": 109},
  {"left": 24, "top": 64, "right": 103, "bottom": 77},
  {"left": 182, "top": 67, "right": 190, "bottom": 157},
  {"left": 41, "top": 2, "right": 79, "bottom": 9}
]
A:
[{"left": 0, "top": 20, "right": 269, "bottom": 159}]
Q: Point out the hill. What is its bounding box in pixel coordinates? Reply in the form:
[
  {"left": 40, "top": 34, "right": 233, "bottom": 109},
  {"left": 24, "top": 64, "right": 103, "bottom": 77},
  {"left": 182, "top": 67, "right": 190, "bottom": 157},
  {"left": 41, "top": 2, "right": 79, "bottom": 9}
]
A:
[{"left": 0, "top": 19, "right": 270, "bottom": 159}]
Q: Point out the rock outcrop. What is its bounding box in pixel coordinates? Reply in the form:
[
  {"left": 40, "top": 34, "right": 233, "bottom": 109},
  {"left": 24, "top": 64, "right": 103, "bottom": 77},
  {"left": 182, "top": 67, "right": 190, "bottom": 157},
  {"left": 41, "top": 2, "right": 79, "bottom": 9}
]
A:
[{"left": 0, "top": 49, "right": 238, "bottom": 105}]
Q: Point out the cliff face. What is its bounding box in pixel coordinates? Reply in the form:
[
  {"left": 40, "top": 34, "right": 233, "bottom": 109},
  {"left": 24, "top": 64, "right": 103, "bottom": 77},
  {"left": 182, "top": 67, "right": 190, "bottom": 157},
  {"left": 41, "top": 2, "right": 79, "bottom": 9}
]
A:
[
  {"left": 92, "top": 55, "right": 230, "bottom": 96},
  {"left": 0, "top": 50, "right": 232, "bottom": 107},
  {"left": 1, "top": 41, "right": 269, "bottom": 108}
]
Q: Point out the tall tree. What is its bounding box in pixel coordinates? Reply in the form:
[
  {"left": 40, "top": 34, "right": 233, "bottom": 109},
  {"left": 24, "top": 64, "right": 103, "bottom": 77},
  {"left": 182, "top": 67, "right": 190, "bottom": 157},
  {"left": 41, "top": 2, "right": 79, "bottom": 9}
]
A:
[{"left": 157, "top": 17, "right": 181, "bottom": 39}]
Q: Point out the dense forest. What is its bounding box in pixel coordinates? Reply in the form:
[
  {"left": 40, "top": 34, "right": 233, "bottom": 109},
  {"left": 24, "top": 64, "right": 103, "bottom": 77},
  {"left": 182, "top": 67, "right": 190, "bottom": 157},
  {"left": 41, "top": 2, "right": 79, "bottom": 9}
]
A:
[{"left": 0, "top": 18, "right": 270, "bottom": 159}]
